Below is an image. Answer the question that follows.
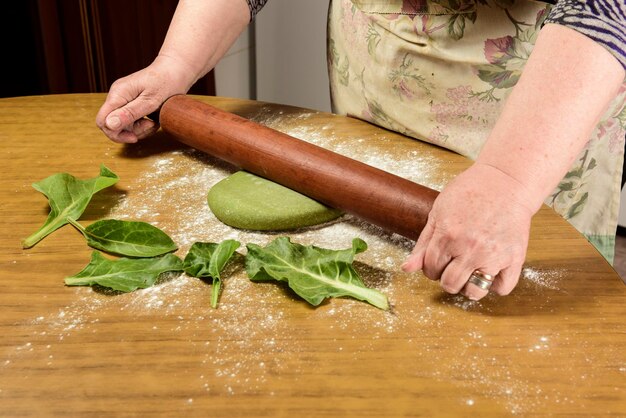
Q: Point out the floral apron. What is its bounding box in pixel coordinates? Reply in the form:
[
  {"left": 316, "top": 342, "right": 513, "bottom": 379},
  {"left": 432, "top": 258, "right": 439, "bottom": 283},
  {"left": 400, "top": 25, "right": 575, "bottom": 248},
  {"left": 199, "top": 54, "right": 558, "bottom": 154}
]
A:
[{"left": 327, "top": 0, "right": 626, "bottom": 263}]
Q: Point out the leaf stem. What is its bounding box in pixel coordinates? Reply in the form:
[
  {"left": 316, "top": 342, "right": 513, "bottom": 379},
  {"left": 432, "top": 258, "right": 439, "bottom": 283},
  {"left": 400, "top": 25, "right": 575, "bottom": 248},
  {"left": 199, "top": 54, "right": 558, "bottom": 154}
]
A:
[
  {"left": 211, "top": 279, "right": 221, "bottom": 309},
  {"left": 66, "top": 217, "right": 87, "bottom": 235},
  {"left": 22, "top": 222, "right": 58, "bottom": 248},
  {"left": 357, "top": 287, "right": 389, "bottom": 310}
]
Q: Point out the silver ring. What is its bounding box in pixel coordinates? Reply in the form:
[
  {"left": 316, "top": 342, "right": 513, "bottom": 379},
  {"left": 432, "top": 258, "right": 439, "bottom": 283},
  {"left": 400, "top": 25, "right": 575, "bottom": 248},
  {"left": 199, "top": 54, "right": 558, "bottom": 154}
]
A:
[
  {"left": 468, "top": 270, "right": 494, "bottom": 290},
  {"left": 471, "top": 270, "right": 493, "bottom": 282}
]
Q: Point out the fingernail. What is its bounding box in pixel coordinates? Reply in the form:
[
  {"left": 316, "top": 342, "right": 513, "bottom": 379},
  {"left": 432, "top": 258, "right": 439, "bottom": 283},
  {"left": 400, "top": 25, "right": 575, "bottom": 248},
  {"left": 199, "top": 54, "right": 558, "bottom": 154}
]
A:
[
  {"left": 106, "top": 115, "right": 121, "bottom": 129},
  {"left": 401, "top": 261, "right": 412, "bottom": 272}
]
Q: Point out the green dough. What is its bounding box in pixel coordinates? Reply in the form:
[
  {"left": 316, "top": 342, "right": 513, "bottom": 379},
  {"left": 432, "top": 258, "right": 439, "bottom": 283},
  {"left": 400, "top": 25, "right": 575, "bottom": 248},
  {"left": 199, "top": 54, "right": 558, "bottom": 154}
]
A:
[{"left": 207, "top": 171, "right": 342, "bottom": 231}]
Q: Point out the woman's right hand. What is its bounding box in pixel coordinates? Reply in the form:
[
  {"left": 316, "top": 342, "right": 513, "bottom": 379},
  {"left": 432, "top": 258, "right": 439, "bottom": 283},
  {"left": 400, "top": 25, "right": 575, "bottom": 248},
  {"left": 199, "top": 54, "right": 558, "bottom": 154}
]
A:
[{"left": 96, "top": 55, "right": 197, "bottom": 143}]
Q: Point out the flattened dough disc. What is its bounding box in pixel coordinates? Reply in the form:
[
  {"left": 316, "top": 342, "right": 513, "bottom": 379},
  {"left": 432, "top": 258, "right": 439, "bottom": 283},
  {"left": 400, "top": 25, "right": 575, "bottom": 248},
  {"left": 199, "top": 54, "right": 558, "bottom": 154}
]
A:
[{"left": 207, "top": 171, "right": 343, "bottom": 231}]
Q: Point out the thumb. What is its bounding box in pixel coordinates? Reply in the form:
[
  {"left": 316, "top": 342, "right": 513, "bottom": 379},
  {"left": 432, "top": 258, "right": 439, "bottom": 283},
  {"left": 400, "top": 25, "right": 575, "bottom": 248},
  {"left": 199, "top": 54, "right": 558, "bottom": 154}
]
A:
[
  {"left": 105, "top": 96, "right": 160, "bottom": 131},
  {"left": 401, "top": 220, "right": 434, "bottom": 273}
]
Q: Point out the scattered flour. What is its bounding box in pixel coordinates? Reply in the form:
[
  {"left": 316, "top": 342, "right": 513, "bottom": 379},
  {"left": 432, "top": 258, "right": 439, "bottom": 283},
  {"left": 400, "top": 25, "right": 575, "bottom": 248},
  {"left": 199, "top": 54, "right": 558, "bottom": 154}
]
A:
[{"left": 521, "top": 267, "right": 564, "bottom": 291}]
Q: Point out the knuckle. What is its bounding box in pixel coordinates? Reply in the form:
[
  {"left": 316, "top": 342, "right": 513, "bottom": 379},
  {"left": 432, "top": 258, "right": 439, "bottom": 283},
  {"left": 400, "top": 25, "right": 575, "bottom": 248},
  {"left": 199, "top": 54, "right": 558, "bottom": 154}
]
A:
[
  {"left": 109, "top": 77, "right": 129, "bottom": 93},
  {"left": 109, "top": 79, "right": 122, "bottom": 90},
  {"left": 441, "top": 282, "right": 460, "bottom": 294},
  {"left": 493, "top": 286, "right": 512, "bottom": 296},
  {"left": 140, "top": 91, "right": 166, "bottom": 109},
  {"left": 421, "top": 267, "right": 437, "bottom": 281},
  {"left": 463, "top": 235, "right": 481, "bottom": 252},
  {"left": 119, "top": 107, "right": 138, "bottom": 123},
  {"left": 492, "top": 275, "right": 518, "bottom": 296},
  {"left": 465, "top": 290, "right": 486, "bottom": 301}
]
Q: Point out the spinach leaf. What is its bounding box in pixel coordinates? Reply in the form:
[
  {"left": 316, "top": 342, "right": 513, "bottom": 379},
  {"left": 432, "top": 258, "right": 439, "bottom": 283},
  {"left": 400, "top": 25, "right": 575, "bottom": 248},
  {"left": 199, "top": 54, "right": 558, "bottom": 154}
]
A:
[
  {"left": 65, "top": 251, "right": 183, "bottom": 292},
  {"left": 23, "top": 165, "right": 119, "bottom": 248},
  {"left": 183, "top": 240, "right": 241, "bottom": 308},
  {"left": 67, "top": 218, "right": 177, "bottom": 257},
  {"left": 245, "top": 237, "right": 388, "bottom": 310}
]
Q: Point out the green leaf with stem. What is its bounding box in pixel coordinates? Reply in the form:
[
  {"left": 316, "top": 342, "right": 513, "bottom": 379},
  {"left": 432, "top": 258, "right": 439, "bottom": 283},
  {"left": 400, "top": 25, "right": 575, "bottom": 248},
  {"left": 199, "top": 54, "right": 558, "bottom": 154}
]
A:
[
  {"left": 183, "top": 240, "right": 241, "bottom": 308},
  {"left": 65, "top": 251, "right": 183, "bottom": 292},
  {"left": 23, "top": 165, "right": 119, "bottom": 248},
  {"left": 245, "top": 237, "right": 388, "bottom": 310},
  {"left": 67, "top": 218, "right": 177, "bottom": 257}
]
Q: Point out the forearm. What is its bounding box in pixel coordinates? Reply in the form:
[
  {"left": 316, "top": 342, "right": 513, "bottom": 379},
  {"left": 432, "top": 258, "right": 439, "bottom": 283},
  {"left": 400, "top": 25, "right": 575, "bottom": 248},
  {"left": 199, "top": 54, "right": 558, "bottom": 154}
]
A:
[
  {"left": 477, "top": 23, "right": 625, "bottom": 213},
  {"left": 157, "top": 0, "right": 250, "bottom": 87}
]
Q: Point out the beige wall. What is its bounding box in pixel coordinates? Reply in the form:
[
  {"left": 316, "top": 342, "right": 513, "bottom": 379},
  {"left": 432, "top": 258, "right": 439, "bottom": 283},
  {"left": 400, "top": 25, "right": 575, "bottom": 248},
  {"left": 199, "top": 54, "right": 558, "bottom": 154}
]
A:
[
  {"left": 214, "top": 27, "right": 254, "bottom": 101},
  {"left": 214, "top": 0, "right": 331, "bottom": 113},
  {"left": 255, "top": 0, "right": 331, "bottom": 112}
]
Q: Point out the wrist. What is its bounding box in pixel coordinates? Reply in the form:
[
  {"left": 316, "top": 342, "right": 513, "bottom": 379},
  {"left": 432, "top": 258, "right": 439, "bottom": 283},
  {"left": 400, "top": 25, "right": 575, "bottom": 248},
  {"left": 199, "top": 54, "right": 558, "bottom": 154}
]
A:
[
  {"left": 152, "top": 53, "right": 202, "bottom": 93},
  {"left": 465, "top": 162, "right": 543, "bottom": 215}
]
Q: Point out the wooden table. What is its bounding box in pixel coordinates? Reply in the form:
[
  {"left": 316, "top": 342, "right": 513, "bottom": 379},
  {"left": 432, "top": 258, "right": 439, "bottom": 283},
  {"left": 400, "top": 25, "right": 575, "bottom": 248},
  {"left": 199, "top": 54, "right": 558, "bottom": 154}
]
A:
[{"left": 1, "top": 94, "right": 624, "bottom": 417}]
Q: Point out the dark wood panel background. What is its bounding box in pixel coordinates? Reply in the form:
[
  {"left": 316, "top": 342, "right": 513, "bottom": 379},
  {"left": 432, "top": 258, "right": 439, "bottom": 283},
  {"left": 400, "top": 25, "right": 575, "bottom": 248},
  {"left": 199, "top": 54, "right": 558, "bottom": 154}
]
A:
[{"left": 1, "top": 1, "right": 214, "bottom": 98}]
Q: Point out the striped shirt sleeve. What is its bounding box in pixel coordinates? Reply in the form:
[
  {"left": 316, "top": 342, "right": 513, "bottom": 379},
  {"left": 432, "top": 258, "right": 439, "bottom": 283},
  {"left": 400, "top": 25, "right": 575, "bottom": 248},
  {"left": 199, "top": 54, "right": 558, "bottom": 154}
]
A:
[
  {"left": 246, "top": 0, "right": 269, "bottom": 21},
  {"left": 544, "top": 0, "right": 626, "bottom": 69}
]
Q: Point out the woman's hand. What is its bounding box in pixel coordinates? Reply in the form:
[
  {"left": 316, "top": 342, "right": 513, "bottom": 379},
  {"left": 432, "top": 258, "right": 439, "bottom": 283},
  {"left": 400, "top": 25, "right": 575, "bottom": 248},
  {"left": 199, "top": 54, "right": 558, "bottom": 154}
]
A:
[
  {"left": 403, "top": 24, "right": 625, "bottom": 300},
  {"left": 96, "top": 55, "right": 197, "bottom": 143},
  {"left": 95, "top": 0, "right": 250, "bottom": 144},
  {"left": 402, "top": 163, "right": 535, "bottom": 300}
]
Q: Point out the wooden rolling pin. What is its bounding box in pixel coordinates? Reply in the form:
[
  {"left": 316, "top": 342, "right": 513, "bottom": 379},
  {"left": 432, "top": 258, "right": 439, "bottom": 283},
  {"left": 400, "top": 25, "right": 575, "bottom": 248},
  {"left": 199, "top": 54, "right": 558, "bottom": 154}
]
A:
[{"left": 159, "top": 95, "right": 439, "bottom": 240}]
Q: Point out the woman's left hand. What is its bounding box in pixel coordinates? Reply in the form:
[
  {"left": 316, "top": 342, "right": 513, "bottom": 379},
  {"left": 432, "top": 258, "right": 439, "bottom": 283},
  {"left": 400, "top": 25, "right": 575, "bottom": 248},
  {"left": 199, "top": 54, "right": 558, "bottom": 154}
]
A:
[{"left": 402, "top": 163, "right": 536, "bottom": 300}]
